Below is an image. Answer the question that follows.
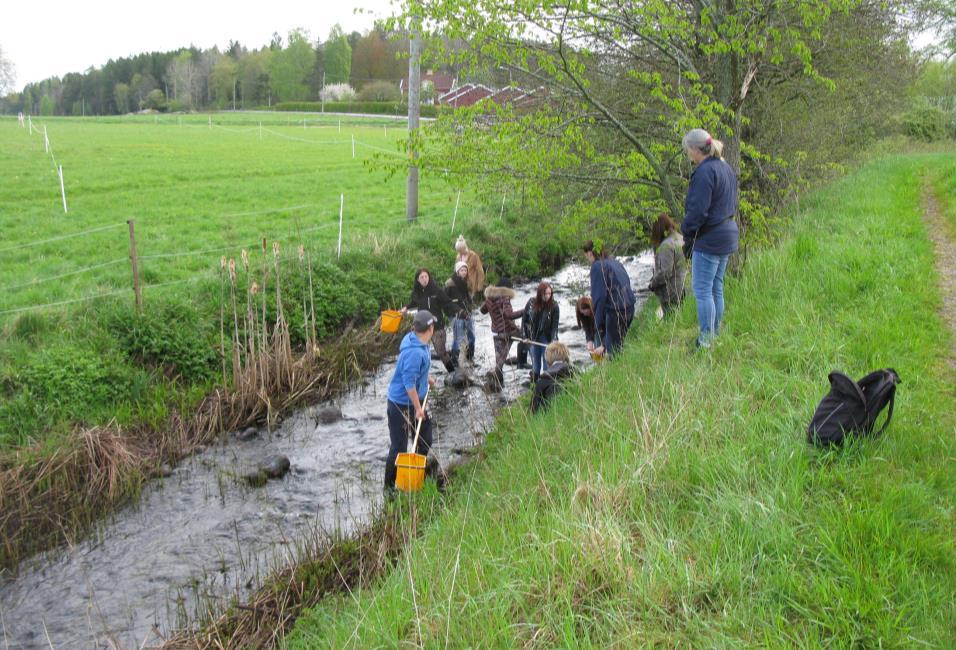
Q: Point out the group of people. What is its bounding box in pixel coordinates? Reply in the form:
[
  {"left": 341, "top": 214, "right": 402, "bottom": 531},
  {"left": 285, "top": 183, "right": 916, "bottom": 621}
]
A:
[{"left": 384, "top": 128, "right": 739, "bottom": 491}]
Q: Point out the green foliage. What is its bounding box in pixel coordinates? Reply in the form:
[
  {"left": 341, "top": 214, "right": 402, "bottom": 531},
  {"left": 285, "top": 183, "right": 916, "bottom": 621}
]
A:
[
  {"left": 104, "top": 302, "right": 217, "bottom": 383},
  {"left": 902, "top": 102, "right": 953, "bottom": 141},
  {"left": 269, "top": 29, "right": 316, "bottom": 103},
  {"left": 143, "top": 89, "right": 166, "bottom": 111},
  {"left": 38, "top": 96, "right": 54, "bottom": 116},
  {"left": 324, "top": 25, "right": 352, "bottom": 85},
  {"left": 273, "top": 101, "right": 438, "bottom": 117}
]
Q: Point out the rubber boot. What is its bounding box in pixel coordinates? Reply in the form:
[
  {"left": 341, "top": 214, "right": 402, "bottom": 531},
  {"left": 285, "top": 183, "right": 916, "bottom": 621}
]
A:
[
  {"left": 466, "top": 345, "right": 475, "bottom": 363},
  {"left": 443, "top": 356, "right": 457, "bottom": 373}
]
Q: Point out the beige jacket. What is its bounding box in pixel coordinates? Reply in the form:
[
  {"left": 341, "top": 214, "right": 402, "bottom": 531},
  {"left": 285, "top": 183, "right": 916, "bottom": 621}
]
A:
[{"left": 457, "top": 249, "right": 485, "bottom": 295}]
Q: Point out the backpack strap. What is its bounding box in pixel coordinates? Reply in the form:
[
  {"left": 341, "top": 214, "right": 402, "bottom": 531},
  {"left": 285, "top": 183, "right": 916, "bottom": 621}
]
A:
[{"left": 871, "top": 385, "right": 896, "bottom": 437}]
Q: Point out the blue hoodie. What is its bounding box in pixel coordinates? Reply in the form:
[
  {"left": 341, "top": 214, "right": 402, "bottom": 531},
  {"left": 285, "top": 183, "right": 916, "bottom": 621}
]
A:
[{"left": 386, "top": 331, "right": 431, "bottom": 406}]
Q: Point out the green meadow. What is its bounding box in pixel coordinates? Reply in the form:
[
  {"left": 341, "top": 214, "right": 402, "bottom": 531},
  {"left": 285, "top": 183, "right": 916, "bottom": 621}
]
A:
[
  {"left": 289, "top": 153, "right": 956, "bottom": 647},
  {"left": 0, "top": 112, "right": 471, "bottom": 317}
]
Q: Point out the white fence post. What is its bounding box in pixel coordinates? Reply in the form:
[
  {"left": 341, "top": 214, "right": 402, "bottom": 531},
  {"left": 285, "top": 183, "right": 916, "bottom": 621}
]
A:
[
  {"left": 28, "top": 115, "right": 33, "bottom": 135},
  {"left": 499, "top": 193, "right": 506, "bottom": 219},
  {"left": 337, "top": 193, "right": 344, "bottom": 259},
  {"left": 44, "top": 126, "right": 49, "bottom": 153},
  {"left": 208, "top": 115, "right": 211, "bottom": 129},
  {"left": 338, "top": 119, "right": 341, "bottom": 133},
  {"left": 58, "top": 165, "right": 68, "bottom": 213},
  {"left": 351, "top": 134, "right": 355, "bottom": 159},
  {"left": 451, "top": 190, "right": 461, "bottom": 232}
]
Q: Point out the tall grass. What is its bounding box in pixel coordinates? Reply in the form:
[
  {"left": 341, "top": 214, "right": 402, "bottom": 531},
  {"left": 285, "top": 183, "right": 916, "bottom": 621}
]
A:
[{"left": 287, "top": 153, "right": 956, "bottom": 647}]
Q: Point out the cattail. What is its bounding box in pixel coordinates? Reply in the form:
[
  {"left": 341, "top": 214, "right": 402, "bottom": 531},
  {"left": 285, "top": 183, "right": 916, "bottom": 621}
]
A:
[
  {"left": 272, "top": 241, "right": 280, "bottom": 259},
  {"left": 241, "top": 249, "right": 249, "bottom": 271},
  {"left": 250, "top": 281, "right": 259, "bottom": 295},
  {"left": 298, "top": 245, "right": 305, "bottom": 263},
  {"left": 228, "top": 259, "right": 237, "bottom": 283},
  {"left": 220, "top": 256, "right": 226, "bottom": 269}
]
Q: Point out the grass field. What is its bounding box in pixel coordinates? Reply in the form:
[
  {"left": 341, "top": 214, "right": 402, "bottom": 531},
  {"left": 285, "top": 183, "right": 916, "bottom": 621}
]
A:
[
  {"left": 288, "top": 152, "right": 956, "bottom": 647},
  {"left": 0, "top": 112, "right": 476, "bottom": 317}
]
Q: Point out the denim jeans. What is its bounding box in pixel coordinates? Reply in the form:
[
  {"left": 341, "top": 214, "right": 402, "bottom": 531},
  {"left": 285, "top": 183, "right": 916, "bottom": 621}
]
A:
[
  {"left": 691, "top": 251, "right": 731, "bottom": 347},
  {"left": 451, "top": 317, "right": 476, "bottom": 355},
  {"left": 384, "top": 400, "right": 433, "bottom": 489},
  {"left": 530, "top": 338, "right": 549, "bottom": 377}
]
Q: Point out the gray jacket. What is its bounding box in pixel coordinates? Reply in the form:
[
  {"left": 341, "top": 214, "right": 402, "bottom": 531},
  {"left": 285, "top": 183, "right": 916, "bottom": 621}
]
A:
[{"left": 649, "top": 233, "right": 687, "bottom": 306}]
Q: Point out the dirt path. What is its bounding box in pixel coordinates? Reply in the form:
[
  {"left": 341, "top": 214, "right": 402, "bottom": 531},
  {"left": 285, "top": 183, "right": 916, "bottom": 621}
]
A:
[{"left": 922, "top": 187, "right": 956, "bottom": 373}]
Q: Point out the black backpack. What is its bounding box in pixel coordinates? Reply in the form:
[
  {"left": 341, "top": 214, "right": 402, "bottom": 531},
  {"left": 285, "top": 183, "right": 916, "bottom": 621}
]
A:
[{"left": 807, "top": 369, "right": 900, "bottom": 446}]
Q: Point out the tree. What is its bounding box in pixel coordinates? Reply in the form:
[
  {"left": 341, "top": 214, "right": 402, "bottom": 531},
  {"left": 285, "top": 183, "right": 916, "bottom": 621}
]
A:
[
  {"left": 143, "top": 88, "right": 166, "bottom": 111},
  {"left": 0, "top": 45, "right": 15, "bottom": 96},
  {"left": 210, "top": 56, "right": 239, "bottom": 108},
  {"left": 384, "top": 0, "right": 860, "bottom": 246},
  {"left": 269, "top": 28, "right": 316, "bottom": 102},
  {"left": 114, "top": 82, "right": 130, "bottom": 113},
  {"left": 166, "top": 50, "right": 198, "bottom": 107},
  {"left": 238, "top": 49, "right": 272, "bottom": 107},
  {"left": 39, "top": 95, "right": 54, "bottom": 116},
  {"left": 325, "top": 25, "right": 352, "bottom": 85},
  {"left": 351, "top": 29, "right": 394, "bottom": 88}
]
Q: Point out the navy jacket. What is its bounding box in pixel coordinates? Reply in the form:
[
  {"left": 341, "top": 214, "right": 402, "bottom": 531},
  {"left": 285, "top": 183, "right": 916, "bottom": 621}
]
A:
[
  {"left": 590, "top": 257, "right": 635, "bottom": 328},
  {"left": 681, "top": 156, "right": 739, "bottom": 256}
]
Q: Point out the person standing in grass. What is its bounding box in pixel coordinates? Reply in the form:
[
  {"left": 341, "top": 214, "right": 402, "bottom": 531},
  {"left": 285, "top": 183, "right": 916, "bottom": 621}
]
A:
[
  {"left": 531, "top": 341, "right": 574, "bottom": 413},
  {"left": 528, "top": 282, "right": 560, "bottom": 383},
  {"left": 455, "top": 235, "right": 486, "bottom": 299},
  {"left": 446, "top": 261, "right": 477, "bottom": 363},
  {"left": 401, "top": 268, "right": 456, "bottom": 372},
  {"left": 647, "top": 213, "right": 687, "bottom": 316},
  {"left": 384, "top": 310, "right": 437, "bottom": 493},
  {"left": 680, "top": 128, "right": 738, "bottom": 349},
  {"left": 479, "top": 277, "right": 523, "bottom": 385},
  {"left": 583, "top": 240, "right": 635, "bottom": 357}
]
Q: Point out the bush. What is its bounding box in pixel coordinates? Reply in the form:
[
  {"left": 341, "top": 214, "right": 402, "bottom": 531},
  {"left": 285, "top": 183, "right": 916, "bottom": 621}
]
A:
[
  {"left": 273, "top": 101, "right": 440, "bottom": 118},
  {"left": 105, "top": 302, "right": 217, "bottom": 383},
  {"left": 901, "top": 103, "right": 950, "bottom": 141},
  {"left": 319, "top": 83, "right": 356, "bottom": 102},
  {"left": 358, "top": 81, "right": 402, "bottom": 102},
  {"left": 143, "top": 89, "right": 166, "bottom": 111}
]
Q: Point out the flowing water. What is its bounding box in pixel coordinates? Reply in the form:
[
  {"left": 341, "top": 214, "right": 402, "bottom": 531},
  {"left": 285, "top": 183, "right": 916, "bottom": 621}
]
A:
[{"left": 0, "top": 255, "right": 653, "bottom": 648}]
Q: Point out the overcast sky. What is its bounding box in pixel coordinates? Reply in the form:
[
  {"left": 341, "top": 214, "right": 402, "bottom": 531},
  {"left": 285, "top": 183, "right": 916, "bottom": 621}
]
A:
[{"left": 1, "top": 0, "right": 396, "bottom": 88}]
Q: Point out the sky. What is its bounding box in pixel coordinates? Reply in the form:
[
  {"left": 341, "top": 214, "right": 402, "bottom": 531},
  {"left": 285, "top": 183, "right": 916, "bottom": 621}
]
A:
[{"left": 1, "top": 0, "right": 396, "bottom": 88}]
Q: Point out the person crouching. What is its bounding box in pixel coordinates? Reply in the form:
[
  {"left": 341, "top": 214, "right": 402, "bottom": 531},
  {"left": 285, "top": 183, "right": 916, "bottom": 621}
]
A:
[
  {"left": 531, "top": 342, "right": 574, "bottom": 413},
  {"left": 384, "top": 310, "right": 437, "bottom": 493}
]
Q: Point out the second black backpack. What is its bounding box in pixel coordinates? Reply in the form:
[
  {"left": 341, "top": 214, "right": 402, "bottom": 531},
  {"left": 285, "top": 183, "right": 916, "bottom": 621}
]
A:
[{"left": 807, "top": 369, "right": 900, "bottom": 446}]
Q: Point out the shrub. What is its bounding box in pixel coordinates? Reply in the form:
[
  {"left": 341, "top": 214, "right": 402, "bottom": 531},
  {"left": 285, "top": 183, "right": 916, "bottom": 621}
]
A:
[
  {"left": 319, "top": 83, "right": 356, "bottom": 102},
  {"left": 105, "top": 302, "right": 217, "bottom": 383},
  {"left": 901, "top": 102, "right": 950, "bottom": 141},
  {"left": 273, "top": 101, "right": 440, "bottom": 118},
  {"left": 358, "top": 81, "right": 402, "bottom": 102}
]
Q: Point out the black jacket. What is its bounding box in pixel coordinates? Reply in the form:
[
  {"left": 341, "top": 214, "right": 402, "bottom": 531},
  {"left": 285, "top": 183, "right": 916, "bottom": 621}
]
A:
[
  {"left": 531, "top": 361, "right": 573, "bottom": 413},
  {"left": 529, "top": 302, "right": 560, "bottom": 342},
  {"left": 444, "top": 274, "right": 473, "bottom": 318},
  {"left": 406, "top": 273, "right": 454, "bottom": 328}
]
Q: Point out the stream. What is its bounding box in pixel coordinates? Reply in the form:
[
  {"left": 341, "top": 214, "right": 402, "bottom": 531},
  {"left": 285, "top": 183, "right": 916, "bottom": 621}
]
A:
[{"left": 0, "top": 255, "right": 653, "bottom": 648}]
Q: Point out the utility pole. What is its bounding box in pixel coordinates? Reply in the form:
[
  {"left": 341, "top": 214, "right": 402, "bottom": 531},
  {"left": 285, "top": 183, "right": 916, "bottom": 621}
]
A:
[{"left": 406, "top": 6, "right": 422, "bottom": 222}]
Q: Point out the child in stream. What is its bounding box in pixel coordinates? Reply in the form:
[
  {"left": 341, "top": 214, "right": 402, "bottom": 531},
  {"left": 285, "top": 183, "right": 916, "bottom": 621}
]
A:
[
  {"left": 479, "top": 277, "right": 523, "bottom": 387},
  {"left": 384, "top": 310, "right": 437, "bottom": 493}
]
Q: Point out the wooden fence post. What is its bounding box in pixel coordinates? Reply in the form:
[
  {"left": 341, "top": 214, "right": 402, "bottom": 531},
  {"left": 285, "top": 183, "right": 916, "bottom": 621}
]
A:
[{"left": 127, "top": 219, "right": 143, "bottom": 312}]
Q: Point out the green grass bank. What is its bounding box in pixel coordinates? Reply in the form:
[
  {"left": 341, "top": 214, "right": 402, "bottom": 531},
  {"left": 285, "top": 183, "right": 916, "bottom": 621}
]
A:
[{"left": 289, "top": 152, "right": 956, "bottom": 646}]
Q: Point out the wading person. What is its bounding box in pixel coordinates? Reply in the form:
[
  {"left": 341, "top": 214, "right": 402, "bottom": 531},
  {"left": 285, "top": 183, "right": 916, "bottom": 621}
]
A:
[
  {"left": 680, "top": 128, "right": 738, "bottom": 349},
  {"left": 576, "top": 296, "right": 601, "bottom": 352},
  {"left": 479, "top": 277, "right": 522, "bottom": 386},
  {"left": 515, "top": 295, "right": 535, "bottom": 370},
  {"left": 446, "top": 261, "right": 477, "bottom": 363},
  {"left": 583, "top": 240, "right": 635, "bottom": 357},
  {"left": 531, "top": 341, "right": 574, "bottom": 413},
  {"left": 455, "top": 235, "right": 486, "bottom": 298},
  {"left": 528, "top": 282, "right": 560, "bottom": 383},
  {"left": 647, "top": 213, "right": 687, "bottom": 316},
  {"left": 384, "top": 310, "right": 437, "bottom": 493},
  {"left": 401, "top": 268, "right": 456, "bottom": 372}
]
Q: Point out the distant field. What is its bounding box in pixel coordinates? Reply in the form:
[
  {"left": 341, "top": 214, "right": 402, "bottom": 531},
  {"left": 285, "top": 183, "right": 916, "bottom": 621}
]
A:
[{"left": 0, "top": 112, "right": 475, "bottom": 318}]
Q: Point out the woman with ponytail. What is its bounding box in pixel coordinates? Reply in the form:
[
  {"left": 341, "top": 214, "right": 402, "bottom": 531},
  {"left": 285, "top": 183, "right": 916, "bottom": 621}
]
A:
[{"left": 680, "top": 128, "right": 738, "bottom": 349}]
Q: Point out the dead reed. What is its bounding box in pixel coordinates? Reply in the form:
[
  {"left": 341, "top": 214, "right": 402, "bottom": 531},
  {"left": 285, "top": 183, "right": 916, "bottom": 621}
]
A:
[{"left": 0, "top": 240, "right": 403, "bottom": 572}]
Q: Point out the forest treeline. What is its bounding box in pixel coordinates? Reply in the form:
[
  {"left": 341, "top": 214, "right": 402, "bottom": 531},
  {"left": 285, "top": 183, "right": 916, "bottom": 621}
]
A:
[{"left": 0, "top": 25, "right": 424, "bottom": 116}]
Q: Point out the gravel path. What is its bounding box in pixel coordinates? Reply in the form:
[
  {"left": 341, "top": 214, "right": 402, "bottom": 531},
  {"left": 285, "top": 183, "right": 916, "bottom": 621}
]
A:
[{"left": 922, "top": 187, "right": 956, "bottom": 373}]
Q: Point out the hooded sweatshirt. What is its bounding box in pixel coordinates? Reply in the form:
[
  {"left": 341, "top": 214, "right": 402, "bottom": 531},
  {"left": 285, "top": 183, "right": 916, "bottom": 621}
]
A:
[
  {"left": 405, "top": 270, "right": 454, "bottom": 328},
  {"left": 386, "top": 331, "right": 431, "bottom": 406}
]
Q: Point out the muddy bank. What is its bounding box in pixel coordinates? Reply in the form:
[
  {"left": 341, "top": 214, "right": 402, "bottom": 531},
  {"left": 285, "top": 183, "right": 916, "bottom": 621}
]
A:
[{"left": 0, "top": 256, "right": 653, "bottom": 648}]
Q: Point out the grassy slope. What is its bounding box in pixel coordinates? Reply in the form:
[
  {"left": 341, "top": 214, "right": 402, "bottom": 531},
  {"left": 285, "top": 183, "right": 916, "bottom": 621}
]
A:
[{"left": 289, "top": 153, "right": 956, "bottom": 647}]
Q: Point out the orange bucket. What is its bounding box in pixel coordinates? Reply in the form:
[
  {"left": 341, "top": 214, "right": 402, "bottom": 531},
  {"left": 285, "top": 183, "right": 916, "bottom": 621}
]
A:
[
  {"left": 590, "top": 351, "right": 605, "bottom": 363},
  {"left": 394, "top": 452, "right": 426, "bottom": 492},
  {"left": 380, "top": 309, "right": 403, "bottom": 334}
]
